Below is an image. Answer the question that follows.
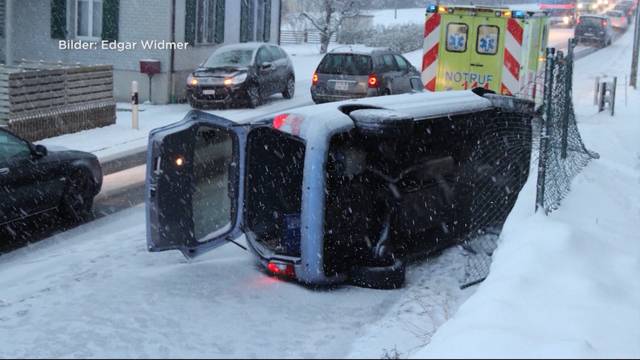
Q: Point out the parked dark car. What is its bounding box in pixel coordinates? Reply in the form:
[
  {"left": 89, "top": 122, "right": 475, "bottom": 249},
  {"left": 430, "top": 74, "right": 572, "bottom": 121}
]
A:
[
  {"left": 145, "top": 89, "right": 534, "bottom": 289},
  {"left": 311, "top": 48, "right": 423, "bottom": 104},
  {"left": 186, "top": 43, "right": 295, "bottom": 109},
  {"left": 606, "top": 10, "right": 629, "bottom": 29},
  {"left": 0, "top": 128, "right": 102, "bottom": 228},
  {"left": 575, "top": 15, "right": 614, "bottom": 47}
]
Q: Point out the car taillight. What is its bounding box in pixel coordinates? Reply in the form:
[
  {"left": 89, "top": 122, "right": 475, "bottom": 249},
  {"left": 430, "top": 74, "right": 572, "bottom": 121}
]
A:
[
  {"left": 273, "top": 113, "right": 288, "bottom": 129},
  {"left": 267, "top": 261, "right": 295, "bottom": 277},
  {"left": 602, "top": 20, "right": 608, "bottom": 26},
  {"left": 368, "top": 74, "right": 379, "bottom": 88},
  {"left": 312, "top": 72, "right": 318, "bottom": 86}
]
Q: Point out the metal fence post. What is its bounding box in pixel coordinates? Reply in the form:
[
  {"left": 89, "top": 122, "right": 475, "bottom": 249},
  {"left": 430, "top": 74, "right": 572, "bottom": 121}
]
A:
[
  {"left": 611, "top": 76, "right": 617, "bottom": 116},
  {"left": 536, "top": 47, "right": 555, "bottom": 214},
  {"left": 561, "top": 40, "right": 574, "bottom": 159}
]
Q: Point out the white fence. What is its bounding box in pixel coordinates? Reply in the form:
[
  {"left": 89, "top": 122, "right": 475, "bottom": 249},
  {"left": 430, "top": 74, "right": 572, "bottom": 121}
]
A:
[{"left": 280, "top": 30, "right": 338, "bottom": 45}]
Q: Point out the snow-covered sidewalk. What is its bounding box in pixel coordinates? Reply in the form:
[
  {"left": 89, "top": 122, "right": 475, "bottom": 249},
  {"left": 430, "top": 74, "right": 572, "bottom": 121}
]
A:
[{"left": 409, "top": 27, "right": 640, "bottom": 359}]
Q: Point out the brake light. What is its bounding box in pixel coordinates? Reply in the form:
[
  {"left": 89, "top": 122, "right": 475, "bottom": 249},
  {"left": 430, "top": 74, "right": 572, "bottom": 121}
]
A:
[
  {"left": 267, "top": 262, "right": 295, "bottom": 277},
  {"left": 312, "top": 72, "right": 318, "bottom": 86},
  {"left": 368, "top": 74, "right": 379, "bottom": 88},
  {"left": 602, "top": 20, "right": 607, "bottom": 26},
  {"left": 273, "top": 113, "right": 288, "bottom": 129}
]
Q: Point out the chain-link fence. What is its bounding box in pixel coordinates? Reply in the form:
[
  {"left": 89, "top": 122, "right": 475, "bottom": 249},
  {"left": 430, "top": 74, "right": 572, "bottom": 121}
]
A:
[{"left": 536, "top": 42, "right": 600, "bottom": 214}]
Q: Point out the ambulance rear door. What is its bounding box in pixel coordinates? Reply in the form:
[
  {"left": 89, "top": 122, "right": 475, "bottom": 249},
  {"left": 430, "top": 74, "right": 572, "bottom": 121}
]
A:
[
  {"left": 467, "top": 14, "right": 505, "bottom": 93},
  {"left": 437, "top": 14, "right": 473, "bottom": 91}
]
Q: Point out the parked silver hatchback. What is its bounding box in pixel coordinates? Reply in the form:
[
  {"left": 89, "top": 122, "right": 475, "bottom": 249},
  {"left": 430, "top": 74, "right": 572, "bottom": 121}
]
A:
[{"left": 310, "top": 48, "right": 423, "bottom": 104}]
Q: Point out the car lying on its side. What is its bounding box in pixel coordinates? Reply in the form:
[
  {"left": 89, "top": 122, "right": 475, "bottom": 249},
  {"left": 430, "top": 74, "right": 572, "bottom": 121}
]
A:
[
  {"left": 186, "top": 43, "right": 295, "bottom": 109},
  {"left": 146, "top": 89, "right": 534, "bottom": 289},
  {"left": 575, "top": 15, "right": 614, "bottom": 47},
  {"left": 311, "top": 48, "right": 423, "bottom": 104},
  {"left": 0, "top": 128, "right": 102, "bottom": 229}
]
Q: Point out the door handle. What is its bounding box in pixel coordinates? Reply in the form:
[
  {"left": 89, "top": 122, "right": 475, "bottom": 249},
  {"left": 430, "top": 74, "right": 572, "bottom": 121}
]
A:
[{"left": 0, "top": 168, "right": 10, "bottom": 175}]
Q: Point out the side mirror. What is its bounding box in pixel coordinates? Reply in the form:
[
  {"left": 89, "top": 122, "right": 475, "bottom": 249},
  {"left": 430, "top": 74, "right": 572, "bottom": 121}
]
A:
[
  {"left": 33, "top": 144, "right": 48, "bottom": 158},
  {"left": 260, "top": 62, "right": 273, "bottom": 71}
]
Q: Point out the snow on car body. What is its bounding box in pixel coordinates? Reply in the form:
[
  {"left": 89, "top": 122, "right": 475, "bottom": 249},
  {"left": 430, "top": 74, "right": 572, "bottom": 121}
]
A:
[{"left": 145, "top": 90, "right": 534, "bottom": 288}]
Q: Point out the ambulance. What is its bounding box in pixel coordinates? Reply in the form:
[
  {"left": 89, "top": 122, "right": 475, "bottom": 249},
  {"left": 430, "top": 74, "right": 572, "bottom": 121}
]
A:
[{"left": 422, "top": 4, "right": 549, "bottom": 103}]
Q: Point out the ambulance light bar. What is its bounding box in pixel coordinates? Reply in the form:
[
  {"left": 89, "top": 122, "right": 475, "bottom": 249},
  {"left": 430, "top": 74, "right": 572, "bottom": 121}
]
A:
[
  {"left": 427, "top": 4, "right": 437, "bottom": 13},
  {"left": 512, "top": 10, "right": 526, "bottom": 18}
]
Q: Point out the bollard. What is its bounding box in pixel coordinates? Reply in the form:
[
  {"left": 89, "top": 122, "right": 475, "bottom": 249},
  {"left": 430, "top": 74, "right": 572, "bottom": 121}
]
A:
[
  {"left": 594, "top": 76, "right": 600, "bottom": 106},
  {"left": 611, "top": 76, "right": 617, "bottom": 116},
  {"left": 131, "top": 81, "right": 139, "bottom": 130}
]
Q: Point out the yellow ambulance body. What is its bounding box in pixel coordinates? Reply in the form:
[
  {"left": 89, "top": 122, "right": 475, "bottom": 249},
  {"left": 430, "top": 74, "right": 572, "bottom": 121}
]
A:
[{"left": 422, "top": 4, "right": 549, "bottom": 103}]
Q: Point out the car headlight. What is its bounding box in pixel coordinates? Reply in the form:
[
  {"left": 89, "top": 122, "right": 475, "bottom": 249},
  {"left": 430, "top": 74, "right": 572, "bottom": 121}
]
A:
[
  {"left": 187, "top": 74, "right": 198, "bottom": 86},
  {"left": 578, "top": 3, "right": 584, "bottom": 9},
  {"left": 591, "top": 4, "right": 598, "bottom": 9},
  {"left": 223, "top": 72, "right": 248, "bottom": 86},
  {"left": 563, "top": 16, "right": 570, "bottom": 24}
]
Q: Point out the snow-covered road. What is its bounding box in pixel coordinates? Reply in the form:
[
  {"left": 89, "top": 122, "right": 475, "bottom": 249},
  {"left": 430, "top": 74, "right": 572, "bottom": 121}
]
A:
[{"left": 0, "top": 205, "right": 472, "bottom": 358}]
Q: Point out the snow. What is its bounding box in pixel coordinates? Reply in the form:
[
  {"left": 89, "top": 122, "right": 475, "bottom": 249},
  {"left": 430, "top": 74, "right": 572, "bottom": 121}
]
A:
[
  {"left": 411, "top": 27, "right": 640, "bottom": 358},
  {"left": 0, "top": 204, "right": 469, "bottom": 358}
]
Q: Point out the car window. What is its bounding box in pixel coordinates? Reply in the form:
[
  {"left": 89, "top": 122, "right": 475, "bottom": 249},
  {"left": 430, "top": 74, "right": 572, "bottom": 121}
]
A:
[
  {"left": 204, "top": 48, "right": 254, "bottom": 68},
  {"left": 256, "top": 47, "right": 273, "bottom": 65},
  {"left": 381, "top": 54, "right": 399, "bottom": 72},
  {"left": 446, "top": 23, "right": 469, "bottom": 53},
  {"left": 267, "top": 46, "right": 283, "bottom": 60},
  {"left": 580, "top": 17, "right": 606, "bottom": 27},
  {"left": 393, "top": 55, "right": 409, "bottom": 71},
  {"left": 317, "top": 54, "right": 372, "bottom": 75},
  {"left": 476, "top": 25, "right": 500, "bottom": 55},
  {"left": 0, "top": 130, "right": 31, "bottom": 163}
]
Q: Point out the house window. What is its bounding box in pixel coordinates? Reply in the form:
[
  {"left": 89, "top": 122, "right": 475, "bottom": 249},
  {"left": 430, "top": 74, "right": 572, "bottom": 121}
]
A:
[
  {"left": 76, "top": 0, "right": 103, "bottom": 39},
  {"left": 240, "top": 0, "right": 255, "bottom": 42},
  {"left": 196, "top": 0, "right": 224, "bottom": 44},
  {"left": 256, "top": 0, "right": 271, "bottom": 42}
]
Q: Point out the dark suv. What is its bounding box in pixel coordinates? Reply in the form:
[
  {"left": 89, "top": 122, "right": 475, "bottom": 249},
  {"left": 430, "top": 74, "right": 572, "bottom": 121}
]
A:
[
  {"left": 186, "top": 43, "right": 295, "bottom": 109},
  {"left": 310, "top": 48, "right": 423, "bottom": 104},
  {"left": 575, "top": 15, "right": 614, "bottom": 47}
]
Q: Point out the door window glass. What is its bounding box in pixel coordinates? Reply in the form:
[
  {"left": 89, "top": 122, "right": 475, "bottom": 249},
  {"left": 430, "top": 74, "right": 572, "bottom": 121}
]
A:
[
  {"left": 0, "top": 131, "right": 31, "bottom": 163},
  {"left": 394, "top": 55, "right": 409, "bottom": 71},
  {"left": 476, "top": 25, "right": 500, "bottom": 55},
  {"left": 256, "top": 47, "right": 273, "bottom": 65},
  {"left": 382, "top": 54, "right": 399, "bottom": 72},
  {"left": 267, "top": 45, "right": 283, "bottom": 60},
  {"left": 446, "top": 23, "right": 468, "bottom": 52},
  {"left": 192, "top": 127, "right": 235, "bottom": 242}
]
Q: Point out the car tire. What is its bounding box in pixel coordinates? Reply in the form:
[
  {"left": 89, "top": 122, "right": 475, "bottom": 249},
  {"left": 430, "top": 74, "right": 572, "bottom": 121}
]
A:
[
  {"left": 282, "top": 76, "right": 295, "bottom": 99},
  {"left": 350, "top": 258, "right": 406, "bottom": 289},
  {"left": 246, "top": 83, "right": 261, "bottom": 108},
  {"left": 60, "top": 170, "right": 95, "bottom": 223},
  {"left": 188, "top": 97, "right": 203, "bottom": 109}
]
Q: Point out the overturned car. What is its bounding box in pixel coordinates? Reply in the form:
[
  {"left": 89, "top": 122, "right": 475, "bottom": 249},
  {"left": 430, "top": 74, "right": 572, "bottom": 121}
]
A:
[{"left": 146, "top": 90, "right": 534, "bottom": 288}]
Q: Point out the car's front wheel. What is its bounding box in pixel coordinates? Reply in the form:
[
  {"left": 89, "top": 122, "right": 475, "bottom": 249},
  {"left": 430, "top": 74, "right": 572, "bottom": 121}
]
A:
[
  {"left": 246, "top": 83, "right": 262, "bottom": 108},
  {"left": 60, "top": 170, "right": 95, "bottom": 223},
  {"left": 282, "top": 77, "right": 295, "bottom": 99}
]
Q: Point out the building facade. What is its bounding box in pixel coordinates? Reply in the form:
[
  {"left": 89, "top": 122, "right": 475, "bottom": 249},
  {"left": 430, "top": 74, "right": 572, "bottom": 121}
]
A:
[{"left": 1, "top": 0, "right": 281, "bottom": 104}]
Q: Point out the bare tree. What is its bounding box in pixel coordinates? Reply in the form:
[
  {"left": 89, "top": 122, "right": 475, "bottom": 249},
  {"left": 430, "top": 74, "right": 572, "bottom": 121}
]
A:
[{"left": 301, "top": 0, "right": 361, "bottom": 54}]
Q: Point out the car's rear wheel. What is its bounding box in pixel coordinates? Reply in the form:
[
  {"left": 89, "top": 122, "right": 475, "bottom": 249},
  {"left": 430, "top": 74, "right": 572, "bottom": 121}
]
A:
[
  {"left": 282, "top": 77, "right": 295, "bottom": 99},
  {"left": 247, "top": 84, "right": 261, "bottom": 108},
  {"left": 60, "top": 170, "right": 94, "bottom": 223}
]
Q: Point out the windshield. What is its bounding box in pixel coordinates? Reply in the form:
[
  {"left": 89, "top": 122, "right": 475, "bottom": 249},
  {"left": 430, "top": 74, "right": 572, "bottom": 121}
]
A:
[
  {"left": 579, "top": 17, "right": 605, "bottom": 26},
  {"left": 203, "top": 49, "right": 254, "bottom": 68},
  {"left": 317, "top": 54, "right": 373, "bottom": 75}
]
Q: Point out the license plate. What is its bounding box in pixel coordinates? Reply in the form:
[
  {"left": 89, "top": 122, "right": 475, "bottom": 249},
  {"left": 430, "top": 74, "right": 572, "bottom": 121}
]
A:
[
  {"left": 584, "top": 33, "right": 594, "bottom": 36},
  {"left": 203, "top": 89, "right": 216, "bottom": 95},
  {"left": 334, "top": 81, "right": 350, "bottom": 91}
]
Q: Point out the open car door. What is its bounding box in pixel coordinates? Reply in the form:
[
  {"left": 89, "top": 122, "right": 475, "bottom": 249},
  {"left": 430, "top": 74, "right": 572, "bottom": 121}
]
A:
[{"left": 146, "top": 111, "right": 248, "bottom": 258}]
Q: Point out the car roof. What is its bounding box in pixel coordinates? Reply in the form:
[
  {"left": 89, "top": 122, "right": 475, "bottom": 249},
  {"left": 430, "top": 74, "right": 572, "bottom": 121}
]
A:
[
  {"left": 215, "top": 42, "right": 273, "bottom": 52},
  {"left": 328, "top": 45, "right": 394, "bottom": 56}
]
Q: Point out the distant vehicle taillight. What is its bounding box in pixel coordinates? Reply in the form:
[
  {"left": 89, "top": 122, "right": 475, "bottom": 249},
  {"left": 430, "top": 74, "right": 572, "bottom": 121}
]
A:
[
  {"left": 267, "top": 261, "right": 295, "bottom": 277},
  {"left": 368, "top": 74, "right": 379, "bottom": 88},
  {"left": 602, "top": 20, "right": 608, "bottom": 26},
  {"left": 312, "top": 72, "right": 319, "bottom": 86}
]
